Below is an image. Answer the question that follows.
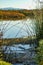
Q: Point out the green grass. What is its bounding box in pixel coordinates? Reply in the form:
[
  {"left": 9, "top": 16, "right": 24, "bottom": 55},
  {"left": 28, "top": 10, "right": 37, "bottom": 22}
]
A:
[{"left": 0, "top": 60, "right": 12, "bottom": 65}]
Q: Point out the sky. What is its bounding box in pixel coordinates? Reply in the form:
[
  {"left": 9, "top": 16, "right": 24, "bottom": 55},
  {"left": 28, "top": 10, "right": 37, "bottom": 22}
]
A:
[{"left": 0, "top": 0, "right": 42, "bottom": 9}]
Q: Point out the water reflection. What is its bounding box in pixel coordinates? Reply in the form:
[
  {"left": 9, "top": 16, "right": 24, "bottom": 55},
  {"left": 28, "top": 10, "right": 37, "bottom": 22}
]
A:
[{"left": 2, "top": 43, "right": 37, "bottom": 65}]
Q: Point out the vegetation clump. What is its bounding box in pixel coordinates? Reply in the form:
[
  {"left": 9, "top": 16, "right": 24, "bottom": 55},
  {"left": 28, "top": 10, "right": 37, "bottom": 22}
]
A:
[{"left": 0, "top": 60, "right": 12, "bottom": 65}]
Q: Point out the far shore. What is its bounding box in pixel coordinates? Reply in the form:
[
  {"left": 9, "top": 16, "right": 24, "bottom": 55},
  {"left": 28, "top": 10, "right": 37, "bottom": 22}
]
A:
[{"left": 0, "top": 9, "right": 35, "bottom": 20}]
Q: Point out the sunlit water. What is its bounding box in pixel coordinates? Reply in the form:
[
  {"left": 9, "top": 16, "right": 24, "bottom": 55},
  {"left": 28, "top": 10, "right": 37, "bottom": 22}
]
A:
[{"left": 0, "top": 19, "right": 36, "bottom": 38}]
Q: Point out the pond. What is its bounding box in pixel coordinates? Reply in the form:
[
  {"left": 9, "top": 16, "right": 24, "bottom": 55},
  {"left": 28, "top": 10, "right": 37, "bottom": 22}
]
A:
[
  {"left": 0, "top": 19, "right": 36, "bottom": 38},
  {"left": 2, "top": 43, "right": 37, "bottom": 65},
  {"left": 0, "top": 19, "right": 37, "bottom": 65}
]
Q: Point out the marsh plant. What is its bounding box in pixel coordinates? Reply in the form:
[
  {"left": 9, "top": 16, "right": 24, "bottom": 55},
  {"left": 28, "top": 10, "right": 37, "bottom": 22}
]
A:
[{"left": 34, "top": 5, "right": 43, "bottom": 65}]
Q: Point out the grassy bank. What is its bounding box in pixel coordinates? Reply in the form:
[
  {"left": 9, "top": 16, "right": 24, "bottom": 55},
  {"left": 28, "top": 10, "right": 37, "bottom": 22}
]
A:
[
  {"left": 0, "top": 36, "right": 36, "bottom": 45},
  {"left": 0, "top": 9, "right": 37, "bottom": 20},
  {"left": 0, "top": 60, "right": 12, "bottom": 65}
]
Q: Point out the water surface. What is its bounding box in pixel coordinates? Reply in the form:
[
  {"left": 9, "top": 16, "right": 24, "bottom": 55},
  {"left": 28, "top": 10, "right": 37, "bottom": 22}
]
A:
[{"left": 0, "top": 19, "right": 36, "bottom": 38}]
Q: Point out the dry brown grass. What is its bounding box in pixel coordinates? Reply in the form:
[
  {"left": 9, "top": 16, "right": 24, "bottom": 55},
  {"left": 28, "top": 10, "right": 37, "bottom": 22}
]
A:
[{"left": 0, "top": 9, "right": 35, "bottom": 20}]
